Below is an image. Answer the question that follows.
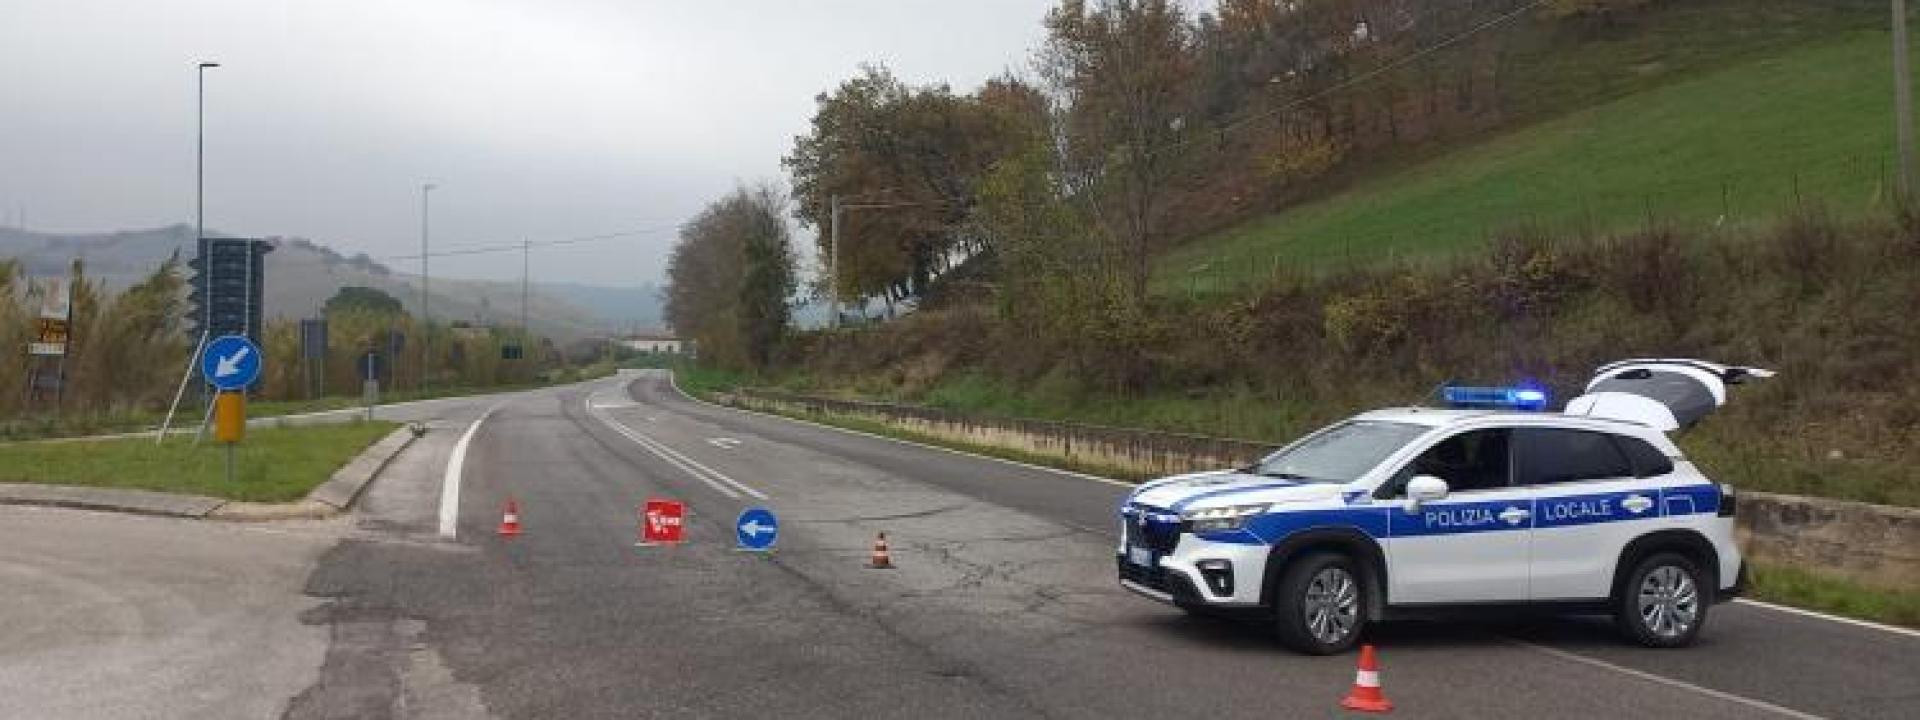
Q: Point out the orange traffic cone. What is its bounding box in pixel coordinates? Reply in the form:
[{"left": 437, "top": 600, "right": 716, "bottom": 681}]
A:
[
  {"left": 498, "top": 498, "right": 523, "bottom": 537},
  {"left": 867, "top": 532, "right": 893, "bottom": 569},
  {"left": 1340, "top": 644, "right": 1393, "bottom": 713}
]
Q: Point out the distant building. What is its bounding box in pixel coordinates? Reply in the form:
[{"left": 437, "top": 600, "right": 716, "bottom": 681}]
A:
[{"left": 616, "top": 332, "right": 683, "bottom": 354}]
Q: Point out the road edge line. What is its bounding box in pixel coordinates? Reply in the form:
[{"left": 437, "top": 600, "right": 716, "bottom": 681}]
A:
[
  {"left": 1509, "top": 640, "right": 1823, "bottom": 720},
  {"left": 664, "top": 371, "right": 1136, "bottom": 490},
  {"left": 1733, "top": 598, "right": 1920, "bottom": 639},
  {"left": 438, "top": 404, "right": 502, "bottom": 539},
  {"left": 667, "top": 372, "right": 1920, "bottom": 640}
]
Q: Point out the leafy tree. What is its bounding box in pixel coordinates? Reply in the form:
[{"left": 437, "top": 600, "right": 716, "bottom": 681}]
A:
[
  {"left": 665, "top": 184, "right": 798, "bottom": 370},
  {"left": 1042, "top": 0, "right": 1201, "bottom": 307},
  {"left": 324, "top": 285, "right": 404, "bottom": 316},
  {"left": 785, "top": 64, "right": 1022, "bottom": 312},
  {"left": 0, "top": 260, "right": 23, "bottom": 416}
]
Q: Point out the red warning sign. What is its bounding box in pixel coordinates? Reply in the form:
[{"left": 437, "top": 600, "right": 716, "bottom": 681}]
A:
[{"left": 641, "top": 498, "right": 685, "bottom": 545}]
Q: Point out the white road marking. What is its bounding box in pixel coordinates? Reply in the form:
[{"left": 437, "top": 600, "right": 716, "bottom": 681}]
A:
[
  {"left": 1512, "top": 641, "right": 1824, "bottom": 720},
  {"left": 665, "top": 370, "right": 1137, "bottom": 490},
  {"left": 663, "top": 371, "right": 1920, "bottom": 642},
  {"left": 1734, "top": 598, "right": 1920, "bottom": 639},
  {"left": 707, "top": 437, "right": 742, "bottom": 449},
  {"left": 438, "top": 404, "right": 503, "bottom": 540},
  {"left": 585, "top": 391, "right": 767, "bottom": 500}
]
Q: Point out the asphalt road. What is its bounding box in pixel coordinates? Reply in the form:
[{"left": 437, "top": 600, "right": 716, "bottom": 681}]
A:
[
  {"left": 295, "top": 369, "right": 1917, "bottom": 719},
  {"left": 6, "top": 371, "right": 1913, "bottom": 718}
]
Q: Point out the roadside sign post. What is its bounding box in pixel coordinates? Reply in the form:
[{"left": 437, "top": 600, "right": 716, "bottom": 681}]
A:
[
  {"left": 201, "top": 335, "right": 262, "bottom": 486},
  {"left": 734, "top": 507, "right": 779, "bottom": 552},
  {"left": 214, "top": 391, "right": 245, "bottom": 484},
  {"left": 361, "top": 350, "right": 381, "bottom": 421},
  {"left": 638, "top": 498, "right": 686, "bottom": 546}
]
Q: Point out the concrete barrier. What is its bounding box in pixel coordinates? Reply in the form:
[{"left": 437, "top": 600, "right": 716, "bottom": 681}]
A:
[
  {"left": 723, "top": 388, "right": 1920, "bottom": 592},
  {"left": 1739, "top": 491, "right": 1920, "bottom": 593}
]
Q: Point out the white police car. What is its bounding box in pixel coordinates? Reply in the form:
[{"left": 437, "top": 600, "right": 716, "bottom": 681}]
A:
[{"left": 1118, "top": 359, "right": 1770, "bottom": 654}]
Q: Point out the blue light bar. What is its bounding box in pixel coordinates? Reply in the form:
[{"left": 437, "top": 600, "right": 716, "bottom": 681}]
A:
[{"left": 1442, "top": 385, "right": 1549, "bottom": 411}]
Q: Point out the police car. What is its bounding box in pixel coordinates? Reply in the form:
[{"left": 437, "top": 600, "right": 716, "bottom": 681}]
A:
[{"left": 1118, "top": 359, "right": 1770, "bottom": 654}]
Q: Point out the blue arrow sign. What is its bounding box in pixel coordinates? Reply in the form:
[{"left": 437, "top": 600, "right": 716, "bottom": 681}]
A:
[
  {"left": 201, "top": 335, "right": 262, "bottom": 390},
  {"left": 734, "top": 506, "right": 779, "bottom": 551}
]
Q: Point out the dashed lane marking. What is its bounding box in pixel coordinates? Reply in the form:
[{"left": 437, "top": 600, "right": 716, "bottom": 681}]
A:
[{"left": 584, "top": 391, "right": 767, "bottom": 500}]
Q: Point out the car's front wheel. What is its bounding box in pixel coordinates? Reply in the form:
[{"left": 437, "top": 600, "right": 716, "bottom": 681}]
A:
[
  {"left": 1616, "top": 552, "right": 1711, "bottom": 648},
  {"left": 1273, "top": 552, "right": 1367, "bottom": 655}
]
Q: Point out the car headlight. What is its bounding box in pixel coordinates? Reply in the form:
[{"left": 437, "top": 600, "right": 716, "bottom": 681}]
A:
[{"left": 1182, "top": 503, "right": 1270, "bottom": 532}]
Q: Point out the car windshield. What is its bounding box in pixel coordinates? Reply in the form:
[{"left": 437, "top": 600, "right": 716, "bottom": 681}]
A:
[{"left": 1251, "top": 420, "right": 1427, "bottom": 483}]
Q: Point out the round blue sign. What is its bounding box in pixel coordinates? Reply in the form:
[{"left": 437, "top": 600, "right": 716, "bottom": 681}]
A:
[
  {"left": 734, "top": 507, "right": 779, "bottom": 551},
  {"left": 201, "top": 335, "right": 263, "bottom": 390}
]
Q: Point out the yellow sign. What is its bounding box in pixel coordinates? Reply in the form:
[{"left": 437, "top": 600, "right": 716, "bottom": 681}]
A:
[{"left": 214, "top": 392, "right": 246, "bottom": 444}]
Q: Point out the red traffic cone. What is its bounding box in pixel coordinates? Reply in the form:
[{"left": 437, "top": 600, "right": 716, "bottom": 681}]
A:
[
  {"left": 867, "top": 532, "right": 893, "bottom": 569},
  {"left": 1340, "top": 644, "right": 1393, "bottom": 713},
  {"left": 498, "top": 498, "right": 523, "bottom": 537}
]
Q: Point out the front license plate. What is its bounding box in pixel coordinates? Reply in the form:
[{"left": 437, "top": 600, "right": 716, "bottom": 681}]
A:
[{"left": 1127, "top": 546, "right": 1154, "bottom": 567}]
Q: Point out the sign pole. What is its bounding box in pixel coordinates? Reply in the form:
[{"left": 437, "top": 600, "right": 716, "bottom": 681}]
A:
[{"left": 158, "top": 330, "right": 210, "bottom": 445}]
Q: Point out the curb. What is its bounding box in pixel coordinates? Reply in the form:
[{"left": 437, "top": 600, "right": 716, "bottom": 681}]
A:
[
  {"left": 210, "top": 424, "right": 422, "bottom": 521},
  {"left": 0, "top": 483, "right": 227, "bottom": 519},
  {"left": 0, "top": 424, "right": 422, "bottom": 522}
]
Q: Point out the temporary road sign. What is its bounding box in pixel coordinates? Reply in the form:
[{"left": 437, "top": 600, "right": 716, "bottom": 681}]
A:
[
  {"left": 734, "top": 507, "right": 778, "bottom": 551},
  {"left": 640, "top": 498, "right": 686, "bottom": 545},
  {"left": 201, "top": 335, "right": 262, "bottom": 390}
]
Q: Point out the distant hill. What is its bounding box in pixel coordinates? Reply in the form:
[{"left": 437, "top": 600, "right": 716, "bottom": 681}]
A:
[
  {"left": 0, "top": 225, "right": 658, "bottom": 342},
  {"left": 539, "top": 281, "right": 664, "bottom": 333}
]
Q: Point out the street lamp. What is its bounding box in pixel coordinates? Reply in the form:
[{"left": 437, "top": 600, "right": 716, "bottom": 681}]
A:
[
  {"left": 196, "top": 61, "right": 219, "bottom": 336},
  {"left": 420, "top": 182, "right": 437, "bottom": 393}
]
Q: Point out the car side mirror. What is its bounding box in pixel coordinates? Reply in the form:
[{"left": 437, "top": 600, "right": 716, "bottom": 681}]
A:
[{"left": 1406, "top": 475, "right": 1450, "bottom": 513}]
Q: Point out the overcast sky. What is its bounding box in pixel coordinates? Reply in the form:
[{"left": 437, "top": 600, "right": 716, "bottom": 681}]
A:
[{"left": 0, "top": 0, "right": 1062, "bottom": 286}]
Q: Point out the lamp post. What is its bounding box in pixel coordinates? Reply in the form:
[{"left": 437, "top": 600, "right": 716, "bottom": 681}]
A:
[
  {"left": 420, "top": 182, "right": 436, "bottom": 393},
  {"left": 196, "top": 61, "right": 219, "bottom": 334}
]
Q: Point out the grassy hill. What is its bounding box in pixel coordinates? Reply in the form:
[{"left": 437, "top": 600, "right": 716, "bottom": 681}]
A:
[{"left": 1158, "top": 26, "right": 1912, "bottom": 295}]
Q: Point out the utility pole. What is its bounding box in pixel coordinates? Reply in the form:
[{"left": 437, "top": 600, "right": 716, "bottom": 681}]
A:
[
  {"left": 419, "top": 183, "right": 436, "bottom": 393},
  {"left": 829, "top": 195, "right": 842, "bottom": 329},
  {"left": 1896, "top": 0, "right": 1915, "bottom": 206}
]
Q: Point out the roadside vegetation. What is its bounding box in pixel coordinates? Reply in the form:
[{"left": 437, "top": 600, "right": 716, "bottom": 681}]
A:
[
  {"left": 656, "top": 0, "right": 1917, "bottom": 510},
  {"left": 0, "top": 260, "right": 607, "bottom": 440},
  {"left": 0, "top": 420, "right": 399, "bottom": 503},
  {"left": 1748, "top": 562, "right": 1920, "bottom": 629}
]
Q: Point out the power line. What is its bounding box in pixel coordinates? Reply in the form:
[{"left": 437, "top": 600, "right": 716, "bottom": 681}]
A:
[
  {"left": 1152, "top": 0, "right": 1551, "bottom": 160},
  {"left": 259, "top": 220, "right": 688, "bottom": 272}
]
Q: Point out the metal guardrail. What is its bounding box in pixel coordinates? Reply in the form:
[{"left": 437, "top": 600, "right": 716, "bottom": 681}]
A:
[{"left": 725, "top": 388, "right": 1279, "bottom": 476}]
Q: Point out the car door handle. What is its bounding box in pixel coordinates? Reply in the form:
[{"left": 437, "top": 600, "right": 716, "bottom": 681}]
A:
[{"left": 1498, "top": 506, "right": 1531, "bottom": 525}]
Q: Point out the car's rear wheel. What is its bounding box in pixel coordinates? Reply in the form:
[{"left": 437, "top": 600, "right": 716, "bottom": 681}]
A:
[
  {"left": 1616, "top": 552, "right": 1710, "bottom": 648},
  {"left": 1273, "top": 552, "right": 1367, "bottom": 655}
]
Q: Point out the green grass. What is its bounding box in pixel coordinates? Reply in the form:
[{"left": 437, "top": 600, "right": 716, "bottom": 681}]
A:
[
  {"left": 1747, "top": 561, "right": 1920, "bottom": 628},
  {"left": 0, "top": 368, "right": 616, "bottom": 442},
  {"left": 0, "top": 421, "right": 399, "bottom": 503},
  {"left": 1159, "top": 29, "right": 1912, "bottom": 294}
]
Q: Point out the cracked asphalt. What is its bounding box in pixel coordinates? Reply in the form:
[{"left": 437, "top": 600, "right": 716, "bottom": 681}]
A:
[{"left": 285, "top": 369, "right": 1918, "bottom": 719}]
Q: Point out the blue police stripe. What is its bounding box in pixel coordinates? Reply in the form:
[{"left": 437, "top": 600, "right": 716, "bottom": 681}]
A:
[
  {"left": 1534, "top": 491, "right": 1641, "bottom": 529},
  {"left": 1133, "top": 484, "right": 1725, "bottom": 548},
  {"left": 1215, "top": 508, "right": 1390, "bottom": 545},
  {"left": 1659, "top": 484, "right": 1721, "bottom": 516},
  {"left": 1166, "top": 480, "right": 1299, "bottom": 513},
  {"left": 1388, "top": 497, "right": 1532, "bottom": 537}
]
